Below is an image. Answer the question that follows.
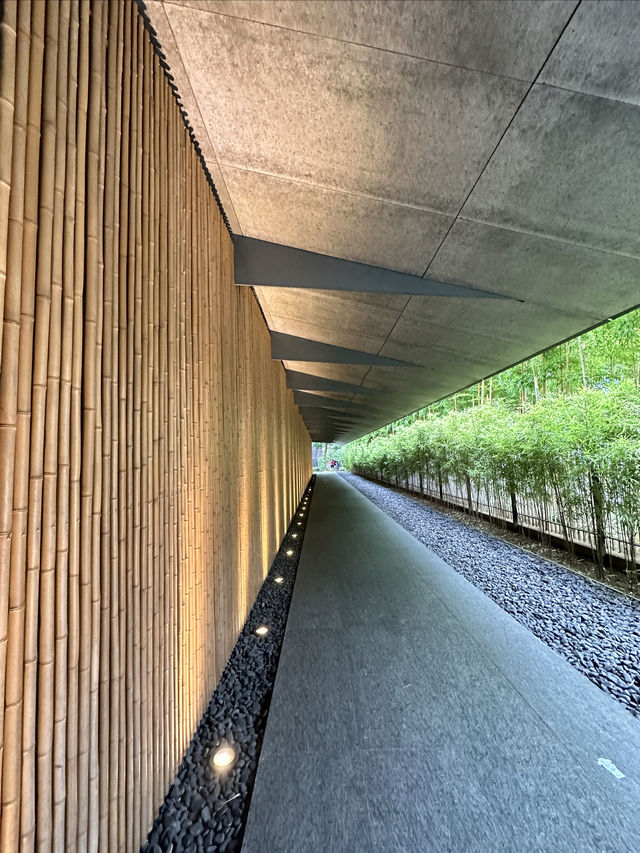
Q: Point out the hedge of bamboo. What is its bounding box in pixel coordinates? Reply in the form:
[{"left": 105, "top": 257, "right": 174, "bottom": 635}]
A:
[
  {"left": 0, "top": 2, "right": 311, "bottom": 849},
  {"left": 344, "top": 386, "right": 640, "bottom": 583}
]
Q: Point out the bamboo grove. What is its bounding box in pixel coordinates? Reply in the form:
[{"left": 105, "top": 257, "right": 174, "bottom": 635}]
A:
[
  {"left": 345, "top": 313, "right": 640, "bottom": 586},
  {"left": 0, "top": 2, "right": 311, "bottom": 849}
]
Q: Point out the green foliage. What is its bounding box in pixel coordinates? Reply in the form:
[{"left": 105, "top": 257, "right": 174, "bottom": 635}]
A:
[{"left": 343, "top": 308, "right": 640, "bottom": 579}]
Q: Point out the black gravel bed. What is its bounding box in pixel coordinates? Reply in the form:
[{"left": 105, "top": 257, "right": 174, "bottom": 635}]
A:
[
  {"left": 142, "top": 477, "right": 315, "bottom": 852},
  {"left": 341, "top": 472, "right": 640, "bottom": 718}
]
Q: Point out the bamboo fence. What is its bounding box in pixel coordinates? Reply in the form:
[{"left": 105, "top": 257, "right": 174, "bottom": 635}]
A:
[{"left": 0, "top": 2, "right": 311, "bottom": 850}]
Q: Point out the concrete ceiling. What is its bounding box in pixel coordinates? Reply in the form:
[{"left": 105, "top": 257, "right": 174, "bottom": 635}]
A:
[{"left": 146, "top": 0, "right": 640, "bottom": 442}]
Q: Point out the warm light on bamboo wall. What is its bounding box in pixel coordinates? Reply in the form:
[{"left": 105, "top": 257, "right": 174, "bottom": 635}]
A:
[{"left": 0, "top": 1, "right": 312, "bottom": 849}]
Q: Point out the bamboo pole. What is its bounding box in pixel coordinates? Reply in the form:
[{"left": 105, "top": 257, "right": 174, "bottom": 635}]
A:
[
  {"left": 0, "top": 0, "right": 23, "bottom": 813},
  {"left": 76, "top": 1, "right": 103, "bottom": 847},
  {"left": 0, "top": 0, "right": 16, "bottom": 394},
  {"left": 19, "top": 1, "right": 59, "bottom": 847},
  {"left": 124, "top": 3, "right": 137, "bottom": 845},
  {"left": 139, "top": 23, "right": 151, "bottom": 837},
  {"left": 53, "top": 0, "right": 79, "bottom": 846},
  {"left": 36, "top": 2, "right": 70, "bottom": 848},
  {"left": 108, "top": 4, "right": 124, "bottom": 848},
  {"left": 0, "top": 1, "right": 43, "bottom": 847},
  {"left": 117, "top": 4, "right": 133, "bottom": 849},
  {"left": 100, "top": 1, "right": 122, "bottom": 848},
  {"left": 65, "top": 1, "right": 89, "bottom": 847}
]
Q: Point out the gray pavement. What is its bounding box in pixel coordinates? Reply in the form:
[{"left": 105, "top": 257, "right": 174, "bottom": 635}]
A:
[{"left": 242, "top": 473, "right": 640, "bottom": 852}]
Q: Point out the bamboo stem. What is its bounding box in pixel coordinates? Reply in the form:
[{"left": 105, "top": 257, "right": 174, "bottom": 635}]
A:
[{"left": 0, "top": 0, "right": 22, "bottom": 813}]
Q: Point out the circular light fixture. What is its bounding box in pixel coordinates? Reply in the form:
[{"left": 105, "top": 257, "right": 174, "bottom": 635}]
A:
[
  {"left": 255, "top": 625, "right": 269, "bottom": 636},
  {"left": 212, "top": 745, "right": 236, "bottom": 769},
  {"left": 286, "top": 549, "right": 294, "bottom": 556},
  {"left": 274, "top": 576, "right": 284, "bottom": 584},
  {"left": 292, "top": 533, "right": 298, "bottom": 539},
  {"left": 297, "top": 522, "right": 302, "bottom": 526}
]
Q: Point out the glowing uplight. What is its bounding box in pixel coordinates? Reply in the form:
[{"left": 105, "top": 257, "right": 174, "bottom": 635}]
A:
[
  {"left": 212, "top": 745, "right": 236, "bottom": 769},
  {"left": 297, "top": 522, "right": 302, "bottom": 526},
  {"left": 292, "top": 533, "right": 298, "bottom": 539},
  {"left": 286, "top": 549, "right": 294, "bottom": 556},
  {"left": 255, "top": 625, "right": 269, "bottom": 636},
  {"left": 275, "top": 576, "right": 284, "bottom": 584}
]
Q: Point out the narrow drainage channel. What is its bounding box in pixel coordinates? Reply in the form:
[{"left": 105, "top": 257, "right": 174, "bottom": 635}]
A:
[{"left": 142, "top": 476, "right": 316, "bottom": 852}]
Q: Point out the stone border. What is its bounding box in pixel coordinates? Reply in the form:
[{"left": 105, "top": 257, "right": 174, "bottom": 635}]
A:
[{"left": 142, "top": 477, "right": 315, "bottom": 852}]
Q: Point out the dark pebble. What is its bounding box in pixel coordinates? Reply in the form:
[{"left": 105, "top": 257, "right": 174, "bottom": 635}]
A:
[{"left": 142, "top": 478, "right": 315, "bottom": 851}]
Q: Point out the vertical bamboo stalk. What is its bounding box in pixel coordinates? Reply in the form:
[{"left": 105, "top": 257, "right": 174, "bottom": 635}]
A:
[
  {"left": 117, "top": 4, "right": 133, "bottom": 849},
  {"left": 139, "top": 22, "right": 151, "bottom": 837},
  {"left": 150, "top": 43, "right": 162, "bottom": 814},
  {"left": 18, "top": 2, "right": 57, "bottom": 849},
  {"left": 36, "top": 2, "right": 70, "bottom": 848},
  {"left": 0, "top": 0, "right": 23, "bottom": 814},
  {"left": 89, "top": 7, "right": 108, "bottom": 848},
  {"left": 65, "top": 0, "right": 89, "bottom": 846},
  {"left": 108, "top": 5, "right": 125, "bottom": 848},
  {"left": 99, "top": 0, "right": 121, "bottom": 848},
  {"left": 76, "top": 1, "right": 104, "bottom": 847},
  {"left": 0, "top": 0, "right": 17, "bottom": 373},
  {"left": 53, "top": 0, "right": 79, "bottom": 846}
]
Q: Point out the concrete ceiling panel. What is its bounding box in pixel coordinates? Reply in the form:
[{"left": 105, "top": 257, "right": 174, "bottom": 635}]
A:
[
  {"left": 381, "top": 300, "right": 596, "bottom": 366},
  {"left": 256, "top": 287, "right": 406, "bottom": 354},
  {"left": 166, "top": 1, "right": 575, "bottom": 80},
  {"left": 428, "top": 219, "right": 640, "bottom": 319},
  {"left": 163, "top": 3, "right": 528, "bottom": 212},
  {"left": 540, "top": 1, "right": 640, "bottom": 106},
  {"left": 222, "top": 167, "right": 451, "bottom": 273},
  {"left": 146, "top": 1, "right": 242, "bottom": 232},
  {"left": 145, "top": 1, "right": 640, "bottom": 442},
  {"left": 461, "top": 86, "right": 640, "bottom": 257}
]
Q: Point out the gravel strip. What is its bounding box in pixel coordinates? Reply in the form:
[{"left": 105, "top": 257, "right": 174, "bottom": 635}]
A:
[
  {"left": 142, "top": 478, "right": 315, "bottom": 853},
  {"left": 341, "top": 472, "right": 640, "bottom": 718}
]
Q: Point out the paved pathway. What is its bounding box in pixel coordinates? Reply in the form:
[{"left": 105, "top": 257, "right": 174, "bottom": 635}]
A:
[{"left": 242, "top": 473, "right": 640, "bottom": 852}]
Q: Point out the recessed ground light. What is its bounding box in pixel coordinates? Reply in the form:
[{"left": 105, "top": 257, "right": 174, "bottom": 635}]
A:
[
  {"left": 286, "top": 549, "right": 294, "bottom": 556},
  {"left": 255, "top": 625, "right": 269, "bottom": 636},
  {"left": 212, "top": 745, "right": 236, "bottom": 770},
  {"left": 274, "top": 576, "right": 284, "bottom": 584},
  {"left": 297, "top": 522, "right": 302, "bottom": 526},
  {"left": 292, "top": 533, "right": 298, "bottom": 539}
]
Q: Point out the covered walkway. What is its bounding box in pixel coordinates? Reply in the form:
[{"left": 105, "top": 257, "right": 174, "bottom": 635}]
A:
[{"left": 243, "top": 473, "right": 640, "bottom": 851}]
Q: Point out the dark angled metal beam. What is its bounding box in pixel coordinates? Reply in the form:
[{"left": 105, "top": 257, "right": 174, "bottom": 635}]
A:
[
  {"left": 271, "top": 332, "right": 415, "bottom": 366},
  {"left": 293, "top": 391, "right": 361, "bottom": 409},
  {"left": 234, "top": 235, "right": 518, "bottom": 299},
  {"left": 298, "top": 406, "right": 369, "bottom": 422},
  {"left": 286, "top": 370, "right": 379, "bottom": 396}
]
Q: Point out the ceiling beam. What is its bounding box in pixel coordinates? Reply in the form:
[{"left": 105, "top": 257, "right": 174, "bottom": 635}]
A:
[
  {"left": 271, "top": 332, "right": 415, "bottom": 366},
  {"left": 293, "top": 390, "right": 362, "bottom": 409},
  {"left": 298, "top": 405, "right": 369, "bottom": 421},
  {"left": 234, "top": 235, "right": 518, "bottom": 299},
  {"left": 286, "top": 369, "right": 379, "bottom": 395}
]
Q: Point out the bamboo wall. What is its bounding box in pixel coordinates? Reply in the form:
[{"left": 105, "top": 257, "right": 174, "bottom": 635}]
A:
[{"left": 0, "top": 1, "right": 311, "bottom": 849}]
